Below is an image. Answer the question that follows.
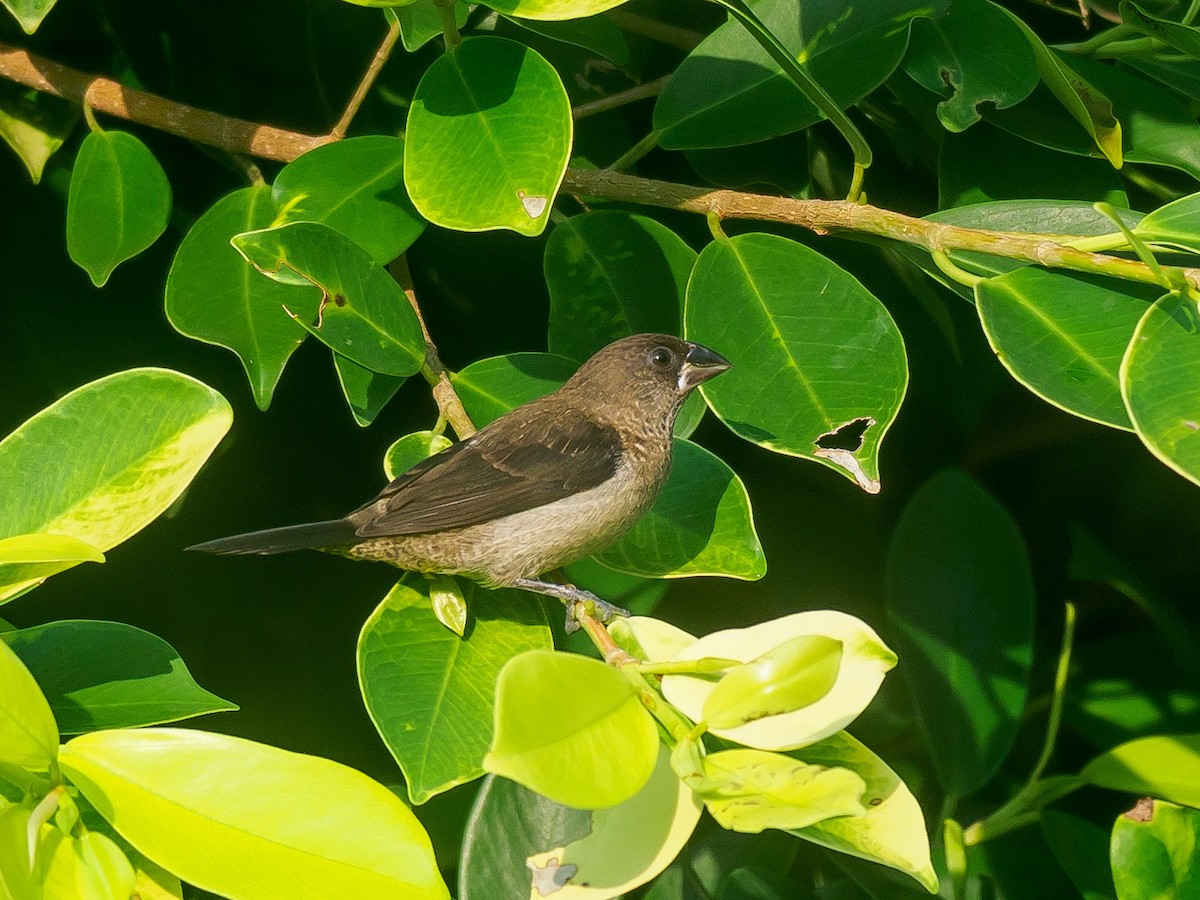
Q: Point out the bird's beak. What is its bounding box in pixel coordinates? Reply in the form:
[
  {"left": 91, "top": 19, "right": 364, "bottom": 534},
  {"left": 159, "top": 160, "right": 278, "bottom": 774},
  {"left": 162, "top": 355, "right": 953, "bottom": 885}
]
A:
[{"left": 678, "top": 342, "right": 732, "bottom": 391}]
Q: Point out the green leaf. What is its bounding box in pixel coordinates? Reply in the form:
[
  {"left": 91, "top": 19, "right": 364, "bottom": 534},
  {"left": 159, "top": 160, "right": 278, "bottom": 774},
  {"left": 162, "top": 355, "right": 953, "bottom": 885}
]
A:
[
  {"left": 405, "top": 37, "right": 571, "bottom": 235},
  {"left": 1121, "top": 292, "right": 1200, "bottom": 487},
  {"left": 992, "top": 6, "right": 1122, "bottom": 167},
  {"left": 545, "top": 211, "right": 696, "bottom": 364},
  {"left": 1041, "top": 811, "right": 1116, "bottom": 900},
  {"left": 165, "top": 185, "right": 309, "bottom": 410},
  {"left": 788, "top": 731, "right": 938, "bottom": 893},
  {"left": 333, "top": 353, "right": 407, "bottom": 428},
  {"left": 76, "top": 830, "right": 137, "bottom": 900},
  {"left": 0, "top": 802, "right": 41, "bottom": 898},
  {"left": 521, "top": 747, "right": 704, "bottom": 898},
  {"left": 903, "top": 0, "right": 1037, "bottom": 132},
  {"left": 484, "top": 650, "right": 659, "bottom": 809},
  {"left": 688, "top": 748, "right": 866, "bottom": 833},
  {"left": 975, "top": 269, "right": 1152, "bottom": 430},
  {"left": 703, "top": 635, "right": 843, "bottom": 730},
  {"left": 1120, "top": 1, "right": 1200, "bottom": 60},
  {"left": 1111, "top": 799, "right": 1200, "bottom": 899},
  {"left": 60, "top": 728, "right": 450, "bottom": 899},
  {"left": 459, "top": 774, "right": 593, "bottom": 900},
  {"left": 0, "top": 533, "right": 104, "bottom": 597},
  {"left": 390, "top": 2, "right": 470, "bottom": 52},
  {"left": 477, "top": 0, "right": 631, "bottom": 22},
  {"left": 504, "top": 14, "right": 629, "bottom": 64},
  {"left": 885, "top": 468, "right": 1035, "bottom": 797},
  {"left": 654, "top": 0, "right": 945, "bottom": 149},
  {"left": 1135, "top": 191, "right": 1200, "bottom": 254},
  {"left": 939, "top": 121, "right": 1128, "bottom": 209},
  {"left": 992, "top": 54, "right": 1200, "bottom": 180},
  {"left": 0, "top": 81, "right": 77, "bottom": 183},
  {"left": 3, "top": 620, "right": 236, "bottom": 734},
  {"left": 66, "top": 130, "right": 171, "bottom": 287},
  {"left": 685, "top": 233, "right": 908, "bottom": 493},
  {"left": 1083, "top": 734, "right": 1200, "bottom": 808},
  {"left": 272, "top": 135, "right": 425, "bottom": 265},
  {"left": 0, "top": 639, "right": 57, "bottom": 770},
  {"left": 428, "top": 574, "right": 469, "bottom": 636},
  {"left": 686, "top": 132, "right": 811, "bottom": 197},
  {"left": 0, "top": 369, "right": 231, "bottom": 604},
  {"left": 232, "top": 221, "right": 426, "bottom": 377},
  {"left": 357, "top": 580, "right": 551, "bottom": 804},
  {"left": 384, "top": 431, "right": 454, "bottom": 480},
  {"left": 1, "top": 0, "right": 57, "bottom": 32},
  {"left": 662, "top": 611, "right": 896, "bottom": 751},
  {"left": 451, "top": 352, "right": 579, "bottom": 427},
  {"left": 596, "top": 439, "right": 765, "bottom": 580}
]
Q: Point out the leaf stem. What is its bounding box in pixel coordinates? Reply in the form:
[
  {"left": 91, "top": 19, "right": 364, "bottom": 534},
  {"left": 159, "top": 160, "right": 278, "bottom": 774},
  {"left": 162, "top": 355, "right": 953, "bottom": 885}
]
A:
[
  {"left": 931, "top": 250, "right": 983, "bottom": 288},
  {"left": 1028, "top": 602, "right": 1075, "bottom": 786},
  {"left": 329, "top": 15, "right": 402, "bottom": 141},
  {"left": 708, "top": 0, "right": 872, "bottom": 199},
  {"left": 610, "top": 129, "right": 661, "bottom": 172},
  {"left": 435, "top": 0, "right": 462, "bottom": 50}
]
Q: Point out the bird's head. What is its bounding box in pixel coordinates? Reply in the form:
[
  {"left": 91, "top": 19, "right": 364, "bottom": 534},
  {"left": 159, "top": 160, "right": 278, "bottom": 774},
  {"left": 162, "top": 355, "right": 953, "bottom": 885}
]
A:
[{"left": 563, "top": 333, "right": 731, "bottom": 427}]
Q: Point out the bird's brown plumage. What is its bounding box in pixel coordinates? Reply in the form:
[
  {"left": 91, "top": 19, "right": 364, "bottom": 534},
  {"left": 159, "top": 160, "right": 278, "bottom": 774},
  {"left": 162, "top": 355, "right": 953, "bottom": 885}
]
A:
[{"left": 189, "top": 333, "right": 731, "bottom": 595}]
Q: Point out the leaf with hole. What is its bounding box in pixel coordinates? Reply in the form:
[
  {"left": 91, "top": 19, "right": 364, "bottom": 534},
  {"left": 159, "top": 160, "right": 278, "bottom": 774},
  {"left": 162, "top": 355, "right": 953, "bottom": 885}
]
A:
[
  {"left": 903, "top": 0, "right": 1037, "bottom": 133},
  {"left": 685, "top": 233, "right": 907, "bottom": 493},
  {"left": 1110, "top": 799, "right": 1200, "bottom": 899},
  {"left": 233, "top": 221, "right": 425, "bottom": 377}
]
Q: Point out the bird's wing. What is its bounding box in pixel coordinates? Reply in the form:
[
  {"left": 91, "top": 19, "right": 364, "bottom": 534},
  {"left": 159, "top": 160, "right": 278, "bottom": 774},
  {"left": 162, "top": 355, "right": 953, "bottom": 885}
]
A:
[{"left": 349, "top": 405, "right": 623, "bottom": 536}]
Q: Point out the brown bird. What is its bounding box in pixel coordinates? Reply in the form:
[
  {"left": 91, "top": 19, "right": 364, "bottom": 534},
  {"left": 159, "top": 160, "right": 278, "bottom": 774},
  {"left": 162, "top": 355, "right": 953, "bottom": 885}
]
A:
[{"left": 189, "top": 334, "right": 731, "bottom": 624}]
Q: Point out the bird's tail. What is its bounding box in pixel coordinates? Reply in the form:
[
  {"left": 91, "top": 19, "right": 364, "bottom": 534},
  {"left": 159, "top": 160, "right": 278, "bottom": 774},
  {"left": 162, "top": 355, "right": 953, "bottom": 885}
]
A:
[{"left": 187, "top": 520, "right": 357, "bottom": 556}]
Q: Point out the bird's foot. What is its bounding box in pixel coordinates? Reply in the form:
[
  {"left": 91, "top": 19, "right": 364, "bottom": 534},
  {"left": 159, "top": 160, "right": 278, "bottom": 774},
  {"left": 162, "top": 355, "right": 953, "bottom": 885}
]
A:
[{"left": 513, "top": 578, "right": 631, "bottom": 634}]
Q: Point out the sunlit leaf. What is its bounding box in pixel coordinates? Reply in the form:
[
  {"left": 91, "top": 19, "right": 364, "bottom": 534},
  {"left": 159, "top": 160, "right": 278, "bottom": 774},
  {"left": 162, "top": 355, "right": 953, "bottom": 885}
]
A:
[
  {"left": 60, "top": 729, "right": 450, "bottom": 899},
  {"left": 1110, "top": 799, "right": 1200, "bottom": 899},
  {"left": 485, "top": 650, "right": 658, "bottom": 809},
  {"left": 1083, "top": 734, "right": 1200, "bottom": 809},
  {"left": 405, "top": 37, "right": 570, "bottom": 235},
  {"left": 662, "top": 611, "right": 895, "bottom": 751},
  {"left": 0, "top": 369, "right": 231, "bottom": 603},
  {"left": 0, "top": 639, "right": 57, "bottom": 770}
]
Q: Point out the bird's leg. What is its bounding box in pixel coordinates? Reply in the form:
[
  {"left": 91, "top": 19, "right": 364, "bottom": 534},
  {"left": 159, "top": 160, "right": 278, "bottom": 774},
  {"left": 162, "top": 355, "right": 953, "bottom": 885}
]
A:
[{"left": 513, "top": 577, "right": 631, "bottom": 634}]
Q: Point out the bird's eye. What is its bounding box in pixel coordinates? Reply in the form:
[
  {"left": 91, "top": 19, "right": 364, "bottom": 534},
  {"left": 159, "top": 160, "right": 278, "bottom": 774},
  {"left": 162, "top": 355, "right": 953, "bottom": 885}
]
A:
[{"left": 648, "top": 347, "right": 674, "bottom": 368}]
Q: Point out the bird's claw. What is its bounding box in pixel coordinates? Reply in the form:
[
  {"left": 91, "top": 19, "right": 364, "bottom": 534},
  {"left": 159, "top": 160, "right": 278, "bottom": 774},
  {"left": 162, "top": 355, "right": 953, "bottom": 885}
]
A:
[{"left": 564, "top": 595, "right": 631, "bottom": 634}]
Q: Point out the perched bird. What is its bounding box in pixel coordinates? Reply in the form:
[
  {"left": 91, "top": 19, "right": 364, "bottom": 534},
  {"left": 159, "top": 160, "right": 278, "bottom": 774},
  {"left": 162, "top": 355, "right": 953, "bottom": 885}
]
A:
[{"left": 190, "top": 334, "right": 731, "bottom": 625}]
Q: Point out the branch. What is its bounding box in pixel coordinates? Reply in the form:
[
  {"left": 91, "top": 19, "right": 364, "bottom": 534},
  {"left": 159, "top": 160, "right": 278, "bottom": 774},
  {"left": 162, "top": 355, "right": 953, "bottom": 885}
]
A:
[
  {"left": 387, "top": 258, "right": 477, "bottom": 439},
  {"left": 561, "top": 168, "right": 1200, "bottom": 290},
  {"left": 2, "top": 41, "right": 1192, "bottom": 291},
  {"left": 0, "top": 42, "right": 328, "bottom": 162}
]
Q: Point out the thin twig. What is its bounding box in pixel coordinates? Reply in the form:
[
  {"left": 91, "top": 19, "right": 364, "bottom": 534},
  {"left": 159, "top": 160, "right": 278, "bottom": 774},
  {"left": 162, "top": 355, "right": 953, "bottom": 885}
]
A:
[
  {"left": 387, "top": 258, "right": 477, "bottom": 439},
  {"left": 572, "top": 76, "right": 670, "bottom": 120},
  {"left": 329, "top": 17, "right": 402, "bottom": 141}
]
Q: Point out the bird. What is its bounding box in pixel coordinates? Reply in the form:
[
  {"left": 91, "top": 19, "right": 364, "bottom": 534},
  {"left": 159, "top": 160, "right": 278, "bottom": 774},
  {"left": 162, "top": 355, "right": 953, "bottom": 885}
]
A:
[{"left": 189, "top": 333, "right": 731, "bottom": 627}]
